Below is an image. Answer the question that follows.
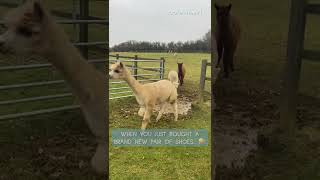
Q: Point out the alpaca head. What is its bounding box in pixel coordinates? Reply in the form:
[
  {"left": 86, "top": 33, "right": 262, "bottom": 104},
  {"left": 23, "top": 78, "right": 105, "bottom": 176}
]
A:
[
  {"left": 109, "top": 61, "right": 128, "bottom": 79},
  {"left": 214, "top": 3, "right": 232, "bottom": 25},
  {"left": 0, "top": 0, "right": 50, "bottom": 55}
]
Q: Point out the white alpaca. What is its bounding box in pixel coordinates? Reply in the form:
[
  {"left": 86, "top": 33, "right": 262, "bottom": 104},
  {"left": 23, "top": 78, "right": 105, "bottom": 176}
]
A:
[
  {"left": 109, "top": 62, "right": 178, "bottom": 129},
  {"left": 0, "top": 0, "right": 107, "bottom": 174},
  {"left": 168, "top": 70, "right": 179, "bottom": 88}
]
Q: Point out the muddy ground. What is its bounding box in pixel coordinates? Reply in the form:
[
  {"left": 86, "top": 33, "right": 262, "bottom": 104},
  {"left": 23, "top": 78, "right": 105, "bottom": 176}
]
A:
[{"left": 213, "top": 74, "right": 320, "bottom": 180}]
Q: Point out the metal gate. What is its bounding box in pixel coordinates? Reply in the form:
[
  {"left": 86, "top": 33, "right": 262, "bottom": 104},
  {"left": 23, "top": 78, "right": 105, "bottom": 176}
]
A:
[
  {"left": 0, "top": 0, "right": 108, "bottom": 121},
  {"left": 109, "top": 54, "right": 165, "bottom": 100}
]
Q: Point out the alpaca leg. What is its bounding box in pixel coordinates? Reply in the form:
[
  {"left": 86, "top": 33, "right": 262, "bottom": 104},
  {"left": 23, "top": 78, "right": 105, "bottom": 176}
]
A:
[
  {"left": 173, "top": 101, "right": 178, "bottom": 121},
  {"left": 156, "top": 103, "right": 166, "bottom": 122},
  {"left": 223, "top": 54, "right": 229, "bottom": 78},
  {"left": 82, "top": 105, "right": 108, "bottom": 174},
  {"left": 230, "top": 49, "right": 235, "bottom": 72},
  {"left": 181, "top": 75, "right": 184, "bottom": 85},
  {"left": 138, "top": 107, "right": 145, "bottom": 117},
  {"left": 179, "top": 75, "right": 183, "bottom": 86},
  {"left": 230, "top": 58, "right": 234, "bottom": 72},
  {"left": 216, "top": 41, "right": 223, "bottom": 68},
  {"left": 91, "top": 142, "right": 107, "bottom": 174},
  {"left": 141, "top": 106, "right": 152, "bottom": 130}
]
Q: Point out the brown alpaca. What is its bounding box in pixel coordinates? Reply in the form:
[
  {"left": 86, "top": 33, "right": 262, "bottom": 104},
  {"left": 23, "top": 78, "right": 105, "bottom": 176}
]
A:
[
  {"left": 214, "top": 3, "right": 241, "bottom": 78},
  {"left": 177, "top": 63, "right": 186, "bottom": 86}
]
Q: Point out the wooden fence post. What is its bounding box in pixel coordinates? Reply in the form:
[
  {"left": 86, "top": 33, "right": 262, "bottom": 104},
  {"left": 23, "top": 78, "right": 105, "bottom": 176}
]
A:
[
  {"left": 134, "top": 55, "right": 138, "bottom": 80},
  {"left": 280, "top": 0, "right": 306, "bottom": 136},
  {"left": 199, "top": 59, "right": 207, "bottom": 102},
  {"left": 160, "top": 57, "right": 165, "bottom": 79}
]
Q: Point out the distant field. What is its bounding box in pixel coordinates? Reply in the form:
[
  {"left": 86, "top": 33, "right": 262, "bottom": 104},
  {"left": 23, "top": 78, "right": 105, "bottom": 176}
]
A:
[{"left": 109, "top": 52, "right": 212, "bottom": 179}]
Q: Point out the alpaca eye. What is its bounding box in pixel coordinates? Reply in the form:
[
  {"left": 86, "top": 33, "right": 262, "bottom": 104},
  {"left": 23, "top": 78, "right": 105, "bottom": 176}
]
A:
[
  {"left": 17, "top": 26, "right": 33, "bottom": 37},
  {"left": 114, "top": 70, "right": 120, "bottom": 73}
]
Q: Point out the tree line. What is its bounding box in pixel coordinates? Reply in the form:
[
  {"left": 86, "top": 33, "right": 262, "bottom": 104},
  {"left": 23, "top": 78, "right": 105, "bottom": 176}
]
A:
[{"left": 110, "top": 30, "right": 211, "bottom": 53}]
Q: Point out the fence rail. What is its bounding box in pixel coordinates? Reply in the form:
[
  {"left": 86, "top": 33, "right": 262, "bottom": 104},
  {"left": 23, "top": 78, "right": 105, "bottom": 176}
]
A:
[
  {"left": 307, "top": 3, "right": 320, "bottom": 15},
  {"left": 109, "top": 54, "right": 165, "bottom": 100},
  {"left": 0, "top": 105, "right": 81, "bottom": 122}
]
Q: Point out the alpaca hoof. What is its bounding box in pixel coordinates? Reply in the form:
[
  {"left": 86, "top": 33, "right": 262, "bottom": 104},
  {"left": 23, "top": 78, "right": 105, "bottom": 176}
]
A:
[
  {"left": 141, "top": 121, "right": 148, "bottom": 130},
  {"left": 91, "top": 143, "right": 107, "bottom": 174}
]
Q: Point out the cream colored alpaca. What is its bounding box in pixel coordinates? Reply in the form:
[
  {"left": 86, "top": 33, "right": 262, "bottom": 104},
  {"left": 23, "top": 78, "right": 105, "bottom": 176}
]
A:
[
  {"left": 0, "top": 0, "right": 107, "bottom": 174},
  {"left": 168, "top": 70, "right": 179, "bottom": 88},
  {"left": 109, "top": 62, "right": 178, "bottom": 129}
]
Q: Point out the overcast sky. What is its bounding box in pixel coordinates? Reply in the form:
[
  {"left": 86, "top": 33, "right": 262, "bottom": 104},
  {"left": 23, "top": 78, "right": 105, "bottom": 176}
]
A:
[{"left": 109, "top": 0, "right": 211, "bottom": 47}]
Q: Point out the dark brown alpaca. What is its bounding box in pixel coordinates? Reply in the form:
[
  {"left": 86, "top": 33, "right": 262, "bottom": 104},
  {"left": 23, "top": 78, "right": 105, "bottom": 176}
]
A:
[
  {"left": 214, "top": 3, "right": 241, "bottom": 78},
  {"left": 177, "top": 63, "right": 186, "bottom": 86}
]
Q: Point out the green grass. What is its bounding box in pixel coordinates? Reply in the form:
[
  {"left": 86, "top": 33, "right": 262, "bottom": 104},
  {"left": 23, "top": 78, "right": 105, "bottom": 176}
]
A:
[{"left": 109, "top": 52, "right": 212, "bottom": 179}]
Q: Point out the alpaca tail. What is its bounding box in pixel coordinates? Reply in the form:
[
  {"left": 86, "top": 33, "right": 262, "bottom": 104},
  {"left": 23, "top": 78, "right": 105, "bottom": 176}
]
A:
[{"left": 168, "top": 70, "right": 179, "bottom": 88}]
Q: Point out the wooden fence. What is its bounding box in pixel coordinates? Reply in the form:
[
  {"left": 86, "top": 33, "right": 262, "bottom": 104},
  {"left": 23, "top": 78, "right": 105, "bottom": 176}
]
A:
[
  {"left": 199, "top": 59, "right": 220, "bottom": 101},
  {"left": 280, "top": 0, "right": 320, "bottom": 134}
]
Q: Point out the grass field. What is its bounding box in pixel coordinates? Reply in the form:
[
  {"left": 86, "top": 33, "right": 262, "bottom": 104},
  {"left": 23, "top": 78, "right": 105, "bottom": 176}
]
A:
[{"left": 109, "top": 52, "right": 212, "bottom": 179}]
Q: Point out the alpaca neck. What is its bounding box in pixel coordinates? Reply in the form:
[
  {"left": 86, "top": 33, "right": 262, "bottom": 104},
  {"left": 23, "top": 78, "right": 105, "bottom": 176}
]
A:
[
  {"left": 124, "top": 70, "right": 142, "bottom": 95},
  {"left": 178, "top": 65, "right": 183, "bottom": 74},
  {"left": 218, "top": 22, "right": 231, "bottom": 41},
  {"left": 45, "top": 21, "right": 89, "bottom": 83}
]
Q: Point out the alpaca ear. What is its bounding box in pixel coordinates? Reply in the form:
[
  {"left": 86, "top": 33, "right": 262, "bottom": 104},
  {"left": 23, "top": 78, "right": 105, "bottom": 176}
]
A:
[
  {"left": 33, "top": 1, "right": 44, "bottom": 21},
  {"left": 119, "top": 62, "right": 124, "bottom": 68},
  {"left": 214, "top": 3, "right": 219, "bottom": 10}
]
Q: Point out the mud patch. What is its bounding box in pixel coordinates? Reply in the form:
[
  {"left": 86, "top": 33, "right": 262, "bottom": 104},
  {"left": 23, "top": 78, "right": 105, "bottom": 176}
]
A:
[
  {"left": 215, "top": 126, "right": 258, "bottom": 168},
  {"left": 153, "top": 96, "right": 192, "bottom": 115}
]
